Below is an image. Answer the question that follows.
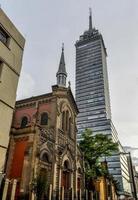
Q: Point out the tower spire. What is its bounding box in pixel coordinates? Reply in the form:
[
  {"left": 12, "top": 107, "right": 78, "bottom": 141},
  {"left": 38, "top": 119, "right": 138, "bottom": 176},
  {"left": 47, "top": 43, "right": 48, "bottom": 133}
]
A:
[
  {"left": 56, "top": 43, "right": 67, "bottom": 87},
  {"left": 89, "top": 8, "right": 93, "bottom": 32}
]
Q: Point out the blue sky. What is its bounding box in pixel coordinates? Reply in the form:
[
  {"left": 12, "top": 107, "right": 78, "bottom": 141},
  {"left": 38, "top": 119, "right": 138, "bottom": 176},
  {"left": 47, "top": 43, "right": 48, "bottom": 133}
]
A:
[{"left": 1, "top": 0, "right": 138, "bottom": 159}]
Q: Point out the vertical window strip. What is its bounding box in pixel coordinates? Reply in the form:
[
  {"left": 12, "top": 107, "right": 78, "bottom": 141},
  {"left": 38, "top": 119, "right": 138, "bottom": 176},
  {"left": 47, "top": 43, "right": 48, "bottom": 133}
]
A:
[
  {"left": 0, "top": 62, "right": 3, "bottom": 81},
  {"left": 0, "top": 26, "right": 8, "bottom": 45},
  {"left": 69, "top": 117, "right": 71, "bottom": 137},
  {"left": 62, "top": 111, "right": 65, "bottom": 131},
  {"left": 66, "top": 110, "right": 69, "bottom": 131},
  {"left": 40, "top": 113, "right": 48, "bottom": 125}
]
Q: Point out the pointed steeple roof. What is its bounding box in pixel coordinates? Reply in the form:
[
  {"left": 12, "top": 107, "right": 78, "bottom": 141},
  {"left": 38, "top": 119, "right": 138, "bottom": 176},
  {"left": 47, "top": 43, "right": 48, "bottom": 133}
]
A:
[
  {"left": 57, "top": 43, "right": 67, "bottom": 76},
  {"left": 56, "top": 44, "right": 67, "bottom": 87},
  {"left": 89, "top": 8, "right": 93, "bottom": 32}
]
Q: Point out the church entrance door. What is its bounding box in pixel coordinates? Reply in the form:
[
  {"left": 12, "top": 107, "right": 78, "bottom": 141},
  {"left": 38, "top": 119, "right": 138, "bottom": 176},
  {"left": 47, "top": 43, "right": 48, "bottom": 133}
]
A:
[
  {"left": 61, "top": 160, "right": 71, "bottom": 200},
  {"left": 62, "top": 171, "right": 70, "bottom": 190}
]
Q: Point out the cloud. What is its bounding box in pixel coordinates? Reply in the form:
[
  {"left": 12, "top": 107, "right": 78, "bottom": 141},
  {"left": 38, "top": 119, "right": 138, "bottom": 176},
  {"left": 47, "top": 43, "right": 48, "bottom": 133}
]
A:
[{"left": 17, "top": 71, "right": 35, "bottom": 100}]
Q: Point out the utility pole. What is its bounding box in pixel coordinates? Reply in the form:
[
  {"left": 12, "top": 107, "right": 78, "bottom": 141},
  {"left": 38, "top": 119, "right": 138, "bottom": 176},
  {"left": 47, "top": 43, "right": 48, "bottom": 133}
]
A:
[{"left": 127, "top": 152, "right": 137, "bottom": 200}]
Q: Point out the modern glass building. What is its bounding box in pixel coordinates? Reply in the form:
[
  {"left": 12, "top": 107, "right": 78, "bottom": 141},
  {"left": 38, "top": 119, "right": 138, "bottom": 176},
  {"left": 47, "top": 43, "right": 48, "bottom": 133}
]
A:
[
  {"left": 75, "top": 11, "right": 132, "bottom": 196},
  {"left": 76, "top": 12, "right": 111, "bottom": 139}
]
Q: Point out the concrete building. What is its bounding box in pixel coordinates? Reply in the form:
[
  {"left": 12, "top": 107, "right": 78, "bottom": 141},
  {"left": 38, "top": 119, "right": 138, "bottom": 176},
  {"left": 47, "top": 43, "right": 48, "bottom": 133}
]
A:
[
  {"left": 0, "top": 8, "right": 25, "bottom": 183},
  {"left": 4, "top": 47, "right": 84, "bottom": 200},
  {"left": 75, "top": 10, "right": 132, "bottom": 196}
]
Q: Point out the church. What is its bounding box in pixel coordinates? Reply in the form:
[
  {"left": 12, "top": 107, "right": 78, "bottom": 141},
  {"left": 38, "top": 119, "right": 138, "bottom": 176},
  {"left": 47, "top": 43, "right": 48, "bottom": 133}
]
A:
[{"left": 5, "top": 46, "right": 84, "bottom": 199}]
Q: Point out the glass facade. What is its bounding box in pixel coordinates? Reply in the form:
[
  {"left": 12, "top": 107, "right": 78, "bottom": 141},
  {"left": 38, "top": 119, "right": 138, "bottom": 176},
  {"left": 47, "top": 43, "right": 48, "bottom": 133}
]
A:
[
  {"left": 75, "top": 28, "right": 111, "bottom": 138},
  {"left": 75, "top": 24, "right": 131, "bottom": 194}
]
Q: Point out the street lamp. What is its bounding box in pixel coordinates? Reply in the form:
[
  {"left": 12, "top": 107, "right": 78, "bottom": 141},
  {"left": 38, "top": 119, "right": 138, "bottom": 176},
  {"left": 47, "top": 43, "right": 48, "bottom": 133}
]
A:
[{"left": 120, "top": 152, "right": 137, "bottom": 200}]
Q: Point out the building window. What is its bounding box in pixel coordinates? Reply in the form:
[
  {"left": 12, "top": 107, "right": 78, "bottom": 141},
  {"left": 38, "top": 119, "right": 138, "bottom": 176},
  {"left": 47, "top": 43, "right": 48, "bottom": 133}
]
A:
[
  {"left": 64, "top": 160, "right": 70, "bottom": 170},
  {"left": 21, "top": 116, "right": 28, "bottom": 128},
  {"left": 40, "top": 112, "right": 48, "bottom": 125},
  {"left": 41, "top": 153, "right": 49, "bottom": 163},
  {"left": 69, "top": 117, "right": 72, "bottom": 137},
  {"left": 66, "top": 110, "right": 69, "bottom": 131},
  {"left": 0, "top": 62, "right": 3, "bottom": 81},
  {"left": 0, "top": 26, "right": 9, "bottom": 45},
  {"left": 62, "top": 111, "right": 65, "bottom": 131},
  {"left": 62, "top": 110, "right": 72, "bottom": 137},
  {"left": 78, "top": 167, "right": 82, "bottom": 174}
]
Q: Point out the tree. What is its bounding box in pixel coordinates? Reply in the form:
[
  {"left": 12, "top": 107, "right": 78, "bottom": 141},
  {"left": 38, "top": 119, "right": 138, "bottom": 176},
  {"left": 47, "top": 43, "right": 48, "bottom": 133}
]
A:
[
  {"left": 79, "top": 129, "right": 118, "bottom": 189},
  {"left": 31, "top": 172, "right": 49, "bottom": 200}
]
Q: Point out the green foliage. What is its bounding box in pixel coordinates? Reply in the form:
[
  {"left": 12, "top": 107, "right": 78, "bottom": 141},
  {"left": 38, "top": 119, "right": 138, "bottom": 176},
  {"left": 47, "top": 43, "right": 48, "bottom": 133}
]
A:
[
  {"left": 79, "top": 129, "right": 118, "bottom": 184},
  {"left": 32, "top": 173, "right": 49, "bottom": 200}
]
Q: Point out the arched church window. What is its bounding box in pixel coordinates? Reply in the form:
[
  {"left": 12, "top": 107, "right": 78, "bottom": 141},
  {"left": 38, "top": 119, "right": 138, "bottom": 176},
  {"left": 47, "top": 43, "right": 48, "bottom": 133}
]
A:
[
  {"left": 69, "top": 117, "right": 72, "bottom": 137},
  {"left": 78, "top": 167, "right": 82, "bottom": 174},
  {"left": 21, "top": 116, "right": 28, "bottom": 128},
  {"left": 66, "top": 110, "right": 69, "bottom": 131},
  {"left": 40, "top": 112, "right": 48, "bottom": 125},
  {"left": 41, "top": 152, "right": 49, "bottom": 163},
  {"left": 62, "top": 160, "right": 71, "bottom": 190},
  {"left": 64, "top": 160, "right": 69, "bottom": 170},
  {"left": 62, "top": 111, "right": 65, "bottom": 131}
]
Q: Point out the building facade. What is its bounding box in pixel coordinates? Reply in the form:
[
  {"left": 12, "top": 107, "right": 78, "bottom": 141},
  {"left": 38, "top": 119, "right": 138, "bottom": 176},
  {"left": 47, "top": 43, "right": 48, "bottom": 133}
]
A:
[
  {"left": 4, "top": 48, "right": 84, "bottom": 200},
  {"left": 75, "top": 11, "right": 132, "bottom": 196},
  {"left": 75, "top": 10, "right": 111, "bottom": 139},
  {"left": 0, "top": 8, "right": 25, "bottom": 183}
]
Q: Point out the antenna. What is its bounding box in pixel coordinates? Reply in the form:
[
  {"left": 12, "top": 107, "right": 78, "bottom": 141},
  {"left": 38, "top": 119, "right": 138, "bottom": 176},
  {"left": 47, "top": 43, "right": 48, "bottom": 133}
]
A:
[
  {"left": 89, "top": 7, "right": 92, "bottom": 16},
  {"left": 89, "top": 7, "right": 92, "bottom": 31},
  {"left": 62, "top": 43, "right": 64, "bottom": 51}
]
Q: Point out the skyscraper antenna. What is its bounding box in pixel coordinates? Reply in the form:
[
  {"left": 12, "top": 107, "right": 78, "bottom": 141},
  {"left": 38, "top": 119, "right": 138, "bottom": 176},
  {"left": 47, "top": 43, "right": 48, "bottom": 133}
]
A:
[
  {"left": 62, "top": 43, "right": 64, "bottom": 51},
  {"left": 89, "top": 7, "right": 92, "bottom": 31},
  {"left": 89, "top": 7, "right": 92, "bottom": 16}
]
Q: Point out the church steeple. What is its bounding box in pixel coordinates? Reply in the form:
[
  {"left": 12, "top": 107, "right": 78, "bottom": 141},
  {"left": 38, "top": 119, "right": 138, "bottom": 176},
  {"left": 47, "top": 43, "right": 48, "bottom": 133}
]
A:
[
  {"left": 56, "top": 44, "right": 67, "bottom": 87},
  {"left": 89, "top": 8, "right": 93, "bottom": 32}
]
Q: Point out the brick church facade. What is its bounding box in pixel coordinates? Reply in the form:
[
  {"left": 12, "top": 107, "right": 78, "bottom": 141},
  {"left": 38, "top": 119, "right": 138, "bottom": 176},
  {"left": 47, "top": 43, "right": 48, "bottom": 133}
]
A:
[{"left": 5, "top": 47, "right": 84, "bottom": 199}]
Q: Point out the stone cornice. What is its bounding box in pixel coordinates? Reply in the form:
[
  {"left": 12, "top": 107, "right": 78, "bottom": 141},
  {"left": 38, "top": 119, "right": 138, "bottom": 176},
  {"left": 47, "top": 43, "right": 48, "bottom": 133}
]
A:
[
  {"left": 11, "top": 126, "right": 36, "bottom": 135},
  {"left": 16, "top": 102, "right": 36, "bottom": 109},
  {"left": 16, "top": 92, "right": 53, "bottom": 105},
  {"left": 16, "top": 96, "right": 56, "bottom": 109}
]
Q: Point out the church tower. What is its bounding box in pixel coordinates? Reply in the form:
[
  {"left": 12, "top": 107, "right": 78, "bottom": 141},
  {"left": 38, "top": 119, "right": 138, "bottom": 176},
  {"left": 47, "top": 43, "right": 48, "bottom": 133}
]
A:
[{"left": 56, "top": 44, "right": 67, "bottom": 87}]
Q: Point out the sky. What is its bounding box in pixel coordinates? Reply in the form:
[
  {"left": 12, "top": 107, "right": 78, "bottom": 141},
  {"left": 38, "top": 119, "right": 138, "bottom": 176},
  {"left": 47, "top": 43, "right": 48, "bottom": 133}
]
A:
[{"left": 1, "top": 0, "right": 138, "bottom": 160}]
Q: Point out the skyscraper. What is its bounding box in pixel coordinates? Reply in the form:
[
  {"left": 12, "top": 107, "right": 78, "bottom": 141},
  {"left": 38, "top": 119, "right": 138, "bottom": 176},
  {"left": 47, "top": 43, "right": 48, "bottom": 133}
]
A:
[
  {"left": 75, "top": 10, "right": 132, "bottom": 196},
  {"left": 75, "top": 10, "right": 111, "bottom": 139}
]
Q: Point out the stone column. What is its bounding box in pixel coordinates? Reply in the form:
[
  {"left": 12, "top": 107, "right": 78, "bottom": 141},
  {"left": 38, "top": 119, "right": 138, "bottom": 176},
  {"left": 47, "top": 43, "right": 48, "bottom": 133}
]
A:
[
  {"left": 71, "top": 171, "right": 74, "bottom": 200},
  {"left": 11, "top": 179, "right": 17, "bottom": 200},
  {"left": 58, "top": 167, "right": 62, "bottom": 199},
  {"left": 52, "top": 162, "right": 57, "bottom": 200},
  {"left": 85, "top": 189, "right": 88, "bottom": 200},
  {"left": 31, "top": 192, "right": 35, "bottom": 200},
  {"left": 75, "top": 169, "right": 78, "bottom": 200},
  {"left": 79, "top": 189, "right": 82, "bottom": 200},
  {"left": 61, "top": 186, "right": 64, "bottom": 200},
  {"left": 71, "top": 187, "right": 74, "bottom": 200},
  {"left": 49, "top": 184, "right": 52, "bottom": 200},
  {"left": 2, "top": 179, "right": 10, "bottom": 200}
]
